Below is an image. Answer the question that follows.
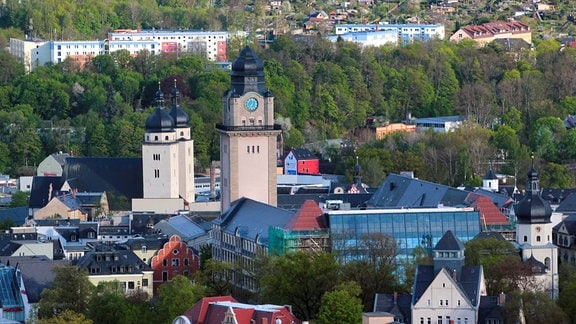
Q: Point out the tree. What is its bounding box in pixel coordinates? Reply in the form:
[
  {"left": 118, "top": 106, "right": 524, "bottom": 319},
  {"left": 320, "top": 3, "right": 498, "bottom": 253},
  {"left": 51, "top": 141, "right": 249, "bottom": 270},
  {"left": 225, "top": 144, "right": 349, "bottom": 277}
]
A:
[
  {"left": 9, "top": 191, "right": 29, "bottom": 207},
  {"left": 89, "top": 282, "right": 132, "bottom": 324},
  {"left": 502, "top": 290, "right": 569, "bottom": 324},
  {"left": 465, "top": 237, "right": 529, "bottom": 295},
  {"left": 155, "top": 275, "right": 205, "bottom": 323},
  {"left": 193, "top": 258, "right": 235, "bottom": 296},
  {"left": 37, "top": 266, "right": 94, "bottom": 319},
  {"left": 38, "top": 309, "right": 93, "bottom": 324},
  {"left": 259, "top": 251, "right": 341, "bottom": 321},
  {"left": 316, "top": 282, "right": 363, "bottom": 324}
]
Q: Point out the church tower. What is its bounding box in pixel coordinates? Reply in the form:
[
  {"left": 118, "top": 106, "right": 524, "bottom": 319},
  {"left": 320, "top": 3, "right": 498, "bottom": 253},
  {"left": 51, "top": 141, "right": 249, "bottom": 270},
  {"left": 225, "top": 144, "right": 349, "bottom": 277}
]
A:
[
  {"left": 216, "top": 46, "right": 282, "bottom": 212},
  {"left": 142, "top": 82, "right": 194, "bottom": 203},
  {"left": 515, "top": 158, "right": 558, "bottom": 298}
]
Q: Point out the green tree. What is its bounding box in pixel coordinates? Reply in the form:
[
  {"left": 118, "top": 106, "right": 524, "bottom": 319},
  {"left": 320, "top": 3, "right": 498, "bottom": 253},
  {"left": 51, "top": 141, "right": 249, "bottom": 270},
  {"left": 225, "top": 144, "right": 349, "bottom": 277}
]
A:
[
  {"left": 89, "top": 282, "right": 133, "bottom": 324},
  {"left": 9, "top": 191, "right": 29, "bottom": 207},
  {"left": 502, "top": 290, "right": 569, "bottom": 324},
  {"left": 155, "top": 275, "right": 205, "bottom": 323},
  {"left": 37, "top": 265, "right": 94, "bottom": 319},
  {"left": 193, "top": 258, "right": 235, "bottom": 296},
  {"left": 38, "top": 309, "right": 93, "bottom": 324},
  {"left": 316, "top": 282, "right": 363, "bottom": 324},
  {"left": 259, "top": 251, "right": 341, "bottom": 321},
  {"left": 539, "top": 162, "right": 574, "bottom": 188}
]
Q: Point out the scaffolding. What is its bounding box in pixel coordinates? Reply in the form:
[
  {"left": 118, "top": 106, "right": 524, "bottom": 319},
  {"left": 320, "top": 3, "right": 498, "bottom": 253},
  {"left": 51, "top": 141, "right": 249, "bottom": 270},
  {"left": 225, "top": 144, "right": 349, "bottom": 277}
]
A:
[{"left": 268, "top": 227, "right": 331, "bottom": 256}]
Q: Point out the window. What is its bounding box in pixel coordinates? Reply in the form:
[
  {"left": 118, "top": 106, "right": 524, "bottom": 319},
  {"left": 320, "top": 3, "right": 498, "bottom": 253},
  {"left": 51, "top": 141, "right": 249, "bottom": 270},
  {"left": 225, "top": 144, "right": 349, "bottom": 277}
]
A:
[
  {"left": 184, "top": 258, "right": 189, "bottom": 266},
  {"left": 155, "top": 169, "right": 160, "bottom": 178},
  {"left": 142, "top": 279, "right": 148, "bottom": 287},
  {"left": 173, "top": 249, "right": 179, "bottom": 255},
  {"left": 162, "top": 271, "right": 168, "bottom": 281},
  {"left": 524, "top": 235, "right": 527, "bottom": 242},
  {"left": 128, "top": 281, "right": 135, "bottom": 289},
  {"left": 438, "top": 316, "right": 442, "bottom": 324},
  {"left": 172, "top": 258, "right": 179, "bottom": 266},
  {"left": 537, "top": 236, "right": 541, "bottom": 242},
  {"left": 142, "top": 246, "right": 147, "bottom": 253},
  {"left": 163, "top": 259, "right": 167, "bottom": 266}
]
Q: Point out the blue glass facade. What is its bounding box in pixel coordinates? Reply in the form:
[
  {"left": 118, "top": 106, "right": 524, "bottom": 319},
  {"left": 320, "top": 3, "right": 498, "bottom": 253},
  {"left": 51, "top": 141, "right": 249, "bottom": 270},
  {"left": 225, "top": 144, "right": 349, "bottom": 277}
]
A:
[{"left": 329, "top": 208, "right": 481, "bottom": 259}]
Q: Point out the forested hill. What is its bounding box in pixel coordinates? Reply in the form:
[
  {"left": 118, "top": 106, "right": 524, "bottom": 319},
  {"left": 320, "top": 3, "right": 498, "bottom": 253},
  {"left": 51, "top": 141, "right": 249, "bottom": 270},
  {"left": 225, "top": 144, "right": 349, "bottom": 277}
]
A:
[{"left": 1, "top": 7, "right": 576, "bottom": 188}]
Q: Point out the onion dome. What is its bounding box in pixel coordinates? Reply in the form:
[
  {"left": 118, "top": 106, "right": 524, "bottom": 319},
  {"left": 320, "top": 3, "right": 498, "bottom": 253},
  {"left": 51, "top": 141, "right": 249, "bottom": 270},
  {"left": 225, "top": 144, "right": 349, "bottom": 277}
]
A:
[
  {"left": 230, "top": 46, "right": 267, "bottom": 95},
  {"left": 145, "top": 83, "right": 174, "bottom": 133},
  {"left": 168, "top": 80, "right": 189, "bottom": 128},
  {"left": 515, "top": 163, "right": 552, "bottom": 224},
  {"left": 483, "top": 167, "right": 498, "bottom": 180}
]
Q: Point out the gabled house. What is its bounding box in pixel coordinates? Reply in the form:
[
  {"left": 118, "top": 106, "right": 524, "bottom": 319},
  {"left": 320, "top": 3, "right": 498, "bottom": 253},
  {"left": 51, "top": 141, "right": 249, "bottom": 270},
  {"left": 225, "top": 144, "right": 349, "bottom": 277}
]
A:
[
  {"left": 179, "top": 295, "right": 300, "bottom": 324},
  {"left": 150, "top": 234, "right": 199, "bottom": 294},
  {"left": 119, "top": 236, "right": 168, "bottom": 265},
  {"left": 283, "top": 148, "right": 319, "bottom": 175},
  {"left": 0, "top": 227, "right": 55, "bottom": 259},
  {"left": 36, "top": 152, "right": 69, "bottom": 176},
  {"left": 75, "top": 244, "right": 154, "bottom": 298},
  {"left": 450, "top": 21, "right": 532, "bottom": 46},
  {"left": 33, "top": 191, "right": 88, "bottom": 221},
  {"left": 374, "top": 231, "right": 504, "bottom": 323},
  {"left": 553, "top": 214, "right": 576, "bottom": 264}
]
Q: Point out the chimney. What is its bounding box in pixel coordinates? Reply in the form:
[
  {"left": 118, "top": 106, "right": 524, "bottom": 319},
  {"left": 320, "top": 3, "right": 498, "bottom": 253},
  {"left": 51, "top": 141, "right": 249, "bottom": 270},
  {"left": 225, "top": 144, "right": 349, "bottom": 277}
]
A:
[
  {"left": 452, "top": 269, "right": 457, "bottom": 280},
  {"left": 498, "top": 292, "right": 506, "bottom": 306},
  {"left": 393, "top": 292, "right": 398, "bottom": 305}
]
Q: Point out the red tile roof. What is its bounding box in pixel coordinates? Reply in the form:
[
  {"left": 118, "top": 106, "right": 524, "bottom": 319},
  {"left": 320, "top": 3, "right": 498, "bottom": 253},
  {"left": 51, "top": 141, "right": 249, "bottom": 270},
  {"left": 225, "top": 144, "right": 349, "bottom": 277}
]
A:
[
  {"left": 183, "top": 296, "right": 236, "bottom": 323},
  {"left": 468, "top": 195, "right": 510, "bottom": 226},
  {"left": 286, "top": 200, "right": 327, "bottom": 230}
]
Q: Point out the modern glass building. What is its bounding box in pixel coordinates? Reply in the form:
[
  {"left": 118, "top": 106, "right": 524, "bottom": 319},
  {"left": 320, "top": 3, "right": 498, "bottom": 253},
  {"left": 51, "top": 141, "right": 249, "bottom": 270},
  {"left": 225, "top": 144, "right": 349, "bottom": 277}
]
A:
[{"left": 328, "top": 207, "right": 481, "bottom": 260}]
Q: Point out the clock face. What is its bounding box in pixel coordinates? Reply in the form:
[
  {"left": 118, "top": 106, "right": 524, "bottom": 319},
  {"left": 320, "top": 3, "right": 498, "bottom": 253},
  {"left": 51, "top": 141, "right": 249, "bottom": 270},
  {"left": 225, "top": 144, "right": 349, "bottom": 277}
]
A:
[
  {"left": 245, "top": 97, "right": 258, "bottom": 112},
  {"left": 536, "top": 226, "right": 542, "bottom": 233}
]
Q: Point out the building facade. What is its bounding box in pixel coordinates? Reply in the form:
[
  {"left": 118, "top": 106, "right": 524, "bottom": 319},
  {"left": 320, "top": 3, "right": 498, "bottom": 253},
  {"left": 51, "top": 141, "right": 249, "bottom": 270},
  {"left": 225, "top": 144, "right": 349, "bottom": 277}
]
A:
[
  {"left": 216, "top": 46, "right": 282, "bottom": 212},
  {"left": 450, "top": 21, "right": 532, "bottom": 46},
  {"left": 150, "top": 234, "right": 199, "bottom": 294},
  {"left": 333, "top": 23, "right": 445, "bottom": 45}
]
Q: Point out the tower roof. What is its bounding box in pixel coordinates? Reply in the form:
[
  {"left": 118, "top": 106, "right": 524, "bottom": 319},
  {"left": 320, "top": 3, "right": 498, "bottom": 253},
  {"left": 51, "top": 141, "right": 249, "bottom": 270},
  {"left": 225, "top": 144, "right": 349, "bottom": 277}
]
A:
[
  {"left": 145, "top": 84, "right": 174, "bottom": 133},
  {"left": 515, "top": 164, "right": 552, "bottom": 224},
  {"left": 434, "top": 230, "right": 465, "bottom": 251},
  {"left": 230, "top": 46, "right": 267, "bottom": 95},
  {"left": 168, "top": 80, "right": 189, "bottom": 128},
  {"left": 483, "top": 168, "right": 498, "bottom": 180}
]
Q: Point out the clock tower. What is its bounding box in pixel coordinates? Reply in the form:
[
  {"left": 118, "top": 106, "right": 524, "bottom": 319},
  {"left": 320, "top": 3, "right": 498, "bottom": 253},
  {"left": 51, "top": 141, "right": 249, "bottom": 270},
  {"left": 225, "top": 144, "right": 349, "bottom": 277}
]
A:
[
  {"left": 216, "top": 46, "right": 281, "bottom": 212},
  {"left": 515, "top": 158, "right": 558, "bottom": 298}
]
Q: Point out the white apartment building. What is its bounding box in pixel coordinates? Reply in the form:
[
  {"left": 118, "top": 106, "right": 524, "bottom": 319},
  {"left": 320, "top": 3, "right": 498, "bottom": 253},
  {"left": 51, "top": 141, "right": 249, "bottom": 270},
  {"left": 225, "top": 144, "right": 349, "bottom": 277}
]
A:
[
  {"left": 333, "top": 23, "right": 445, "bottom": 45},
  {"left": 10, "top": 30, "right": 229, "bottom": 72}
]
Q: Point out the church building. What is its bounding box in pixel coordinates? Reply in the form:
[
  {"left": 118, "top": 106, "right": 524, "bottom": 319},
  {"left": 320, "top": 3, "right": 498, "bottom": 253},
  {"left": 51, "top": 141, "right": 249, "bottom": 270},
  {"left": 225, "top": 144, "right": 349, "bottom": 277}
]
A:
[
  {"left": 514, "top": 161, "right": 559, "bottom": 299},
  {"left": 132, "top": 81, "right": 195, "bottom": 213}
]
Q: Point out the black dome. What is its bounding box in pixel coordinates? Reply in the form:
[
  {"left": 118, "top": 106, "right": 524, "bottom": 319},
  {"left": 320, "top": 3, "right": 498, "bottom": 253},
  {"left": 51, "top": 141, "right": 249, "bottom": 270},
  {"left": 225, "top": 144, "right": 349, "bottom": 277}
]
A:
[
  {"left": 515, "top": 195, "right": 552, "bottom": 224},
  {"left": 168, "top": 82, "right": 189, "bottom": 128},
  {"left": 145, "top": 85, "right": 174, "bottom": 132},
  {"left": 230, "top": 46, "right": 266, "bottom": 95},
  {"left": 515, "top": 165, "right": 552, "bottom": 224}
]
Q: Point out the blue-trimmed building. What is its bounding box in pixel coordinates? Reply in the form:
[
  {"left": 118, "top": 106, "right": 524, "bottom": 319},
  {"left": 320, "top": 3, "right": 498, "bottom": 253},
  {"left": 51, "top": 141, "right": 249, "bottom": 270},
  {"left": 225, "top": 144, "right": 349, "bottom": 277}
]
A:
[{"left": 333, "top": 24, "right": 445, "bottom": 45}]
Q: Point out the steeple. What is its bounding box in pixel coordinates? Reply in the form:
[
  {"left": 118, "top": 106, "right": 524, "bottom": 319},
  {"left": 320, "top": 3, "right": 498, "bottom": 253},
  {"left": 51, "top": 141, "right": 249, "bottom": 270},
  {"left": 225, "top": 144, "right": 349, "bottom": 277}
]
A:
[
  {"left": 168, "top": 79, "right": 190, "bottom": 129},
  {"left": 145, "top": 82, "right": 174, "bottom": 133},
  {"left": 515, "top": 155, "right": 552, "bottom": 224}
]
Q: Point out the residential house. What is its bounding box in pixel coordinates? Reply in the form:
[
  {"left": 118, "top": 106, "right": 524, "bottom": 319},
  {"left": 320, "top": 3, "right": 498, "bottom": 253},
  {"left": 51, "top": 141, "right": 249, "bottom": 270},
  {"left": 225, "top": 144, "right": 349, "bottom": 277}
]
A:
[
  {"left": 28, "top": 176, "right": 62, "bottom": 217},
  {"left": 374, "top": 230, "right": 507, "bottom": 324},
  {"left": 179, "top": 295, "right": 300, "bottom": 324},
  {"left": 75, "top": 244, "right": 154, "bottom": 297},
  {"left": 333, "top": 24, "right": 445, "bottom": 44},
  {"left": 0, "top": 227, "right": 55, "bottom": 259},
  {"left": 553, "top": 214, "right": 576, "bottom": 264},
  {"left": 211, "top": 198, "right": 294, "bottom": 294},
  {"left": 283, "top": 148, "right": 319, "bottom": 175},
  {"left": 150, "top": 234, "right": 200, "bottom": 294},
  {"left": 450, "top": 21, "right": 532, "bottom": 46},
  {"left": 414, "top": 116, "right": 463, "bottom": 133},
  {"left": 36, "top": 152, "right": 69, "bottom": 176},
  {"left": 33, "top": 191, "right": 88, "bottom": 221},
  {"left": 119, "top": 235, "right": 168, "bottom": 265},
  {"left": 34, "top": 220, "right": 95, "bottom": 260},
  {"left": 375, "top": 123, "right": 416, "bottom": 140}
]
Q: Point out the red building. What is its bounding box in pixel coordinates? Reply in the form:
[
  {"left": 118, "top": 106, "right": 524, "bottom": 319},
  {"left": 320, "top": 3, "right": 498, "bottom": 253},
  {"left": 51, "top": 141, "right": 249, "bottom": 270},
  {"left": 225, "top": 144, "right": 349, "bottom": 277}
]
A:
[
  {"left": 179, "top": 296, "right": 301, "bottom": 324},
  {"left": 283, "top": 148, "right": 320, "bottom": 175},
  {"left": 150, "top": 234, "right": 199, "bottom": 294}
]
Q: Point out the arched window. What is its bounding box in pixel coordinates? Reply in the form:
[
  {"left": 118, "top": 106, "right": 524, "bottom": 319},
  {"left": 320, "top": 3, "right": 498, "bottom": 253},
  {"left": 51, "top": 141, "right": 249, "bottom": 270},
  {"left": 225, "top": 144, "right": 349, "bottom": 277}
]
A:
[{"left": 544, "top": 257, "right": 551, "bottom": 270}]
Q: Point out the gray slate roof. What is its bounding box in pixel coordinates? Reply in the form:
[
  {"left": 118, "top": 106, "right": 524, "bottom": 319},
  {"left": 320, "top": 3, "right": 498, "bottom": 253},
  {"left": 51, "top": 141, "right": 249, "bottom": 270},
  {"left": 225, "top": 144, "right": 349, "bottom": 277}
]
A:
[
  {"left": 2, "top": 255, "right": 71, "bottom": 303},
  {"left": 154, "top": 215, "right": 207, "bottom": 240},
  {"left": 367, "top": 173, "right": 470, "bottom": 208},
  {"left": 0, "top": 207, "right": 28, "bottom": 226},
  {"left": 213, "top": 198, "right": 294, "bottom": 244},
  {"left": 434, "top": 230, "right": 465, "bottom": 251},
  {"left": 29, "top": 176, "right": 62, "bottom": 209},
  {"left": 75, "top": 244, "right": 151, "bottom": 275}
]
